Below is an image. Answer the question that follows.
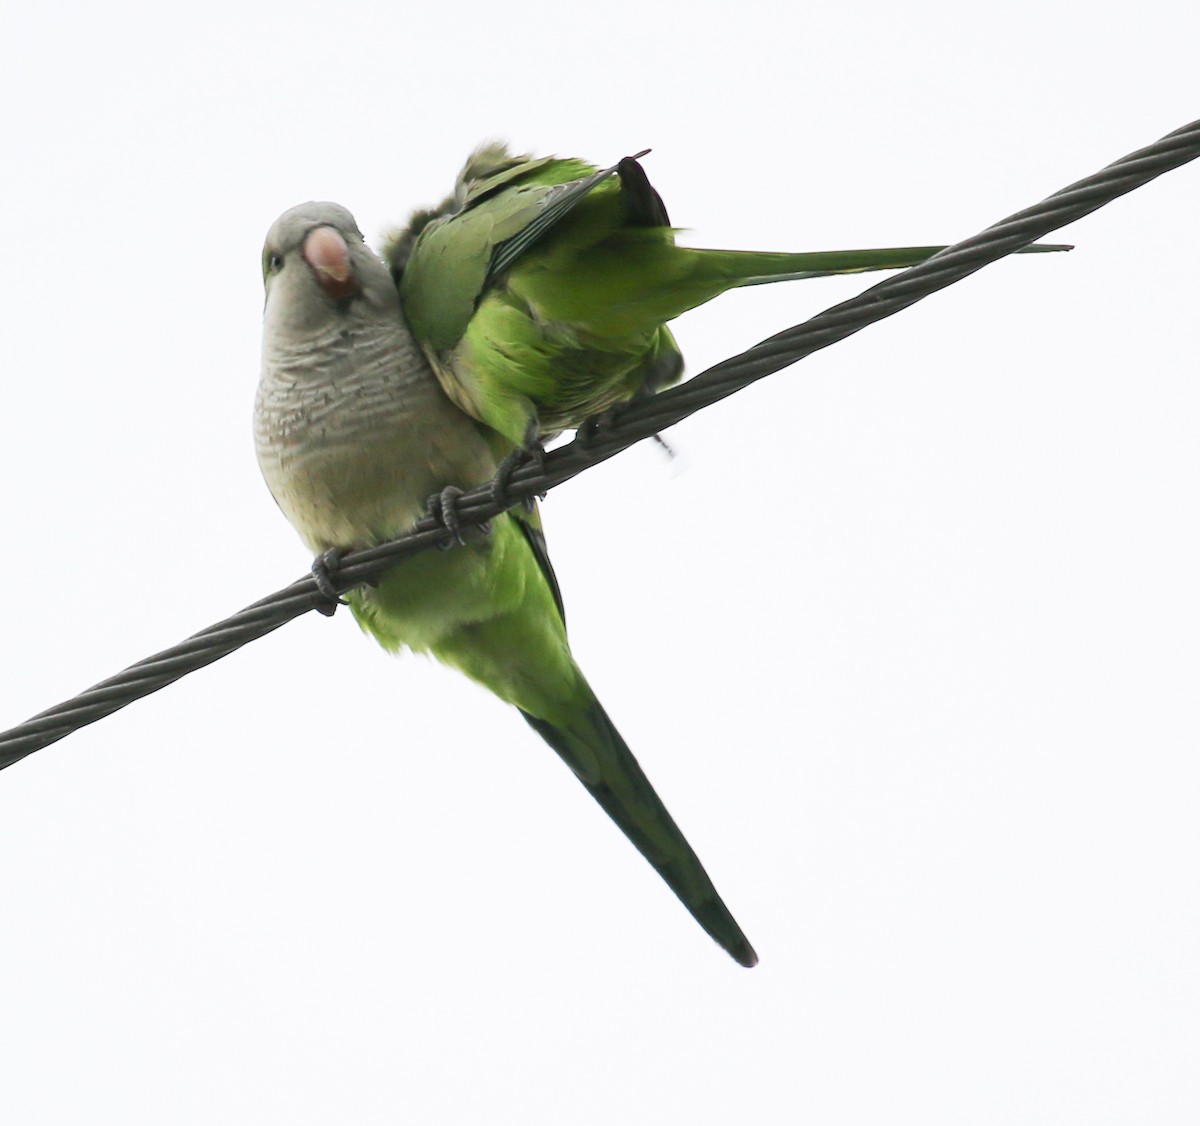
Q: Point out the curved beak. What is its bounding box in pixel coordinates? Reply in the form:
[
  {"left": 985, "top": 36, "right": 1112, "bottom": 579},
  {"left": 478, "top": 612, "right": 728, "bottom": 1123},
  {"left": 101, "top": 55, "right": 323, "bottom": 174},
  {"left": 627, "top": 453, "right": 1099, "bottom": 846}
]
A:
[{"left": 303, "top": 226, "right": 360, "bottom": 299}]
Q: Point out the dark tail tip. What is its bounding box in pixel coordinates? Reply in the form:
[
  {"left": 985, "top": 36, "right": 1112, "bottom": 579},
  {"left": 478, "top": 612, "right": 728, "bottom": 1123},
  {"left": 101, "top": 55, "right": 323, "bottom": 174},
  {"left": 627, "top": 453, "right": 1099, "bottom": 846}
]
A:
[{"left": 693, "top": 898, "right": 758, "bottom": 967}]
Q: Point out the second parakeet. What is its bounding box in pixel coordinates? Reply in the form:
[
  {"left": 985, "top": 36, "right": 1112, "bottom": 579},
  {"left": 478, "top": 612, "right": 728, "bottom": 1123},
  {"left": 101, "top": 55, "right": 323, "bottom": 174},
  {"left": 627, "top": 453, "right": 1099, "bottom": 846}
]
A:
[{"left": 389, "top": 145, "right": 1070, "bottom": 449}]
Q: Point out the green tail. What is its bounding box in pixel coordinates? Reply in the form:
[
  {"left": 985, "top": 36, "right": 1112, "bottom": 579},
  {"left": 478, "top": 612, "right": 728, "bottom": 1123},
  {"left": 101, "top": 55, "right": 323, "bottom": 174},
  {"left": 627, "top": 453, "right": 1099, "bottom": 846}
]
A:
[
  {"left": 697, "top": 241, "right": 1072, "bottom": 287},
  {"left": 521, "top": 696, "right": 758, "bottom": 968},
  {"left": 358, "top": 515, "right": 756, "bottom": 966},
  {"left": 509, "top": 231, "right": 1071, "bottom": 341}
]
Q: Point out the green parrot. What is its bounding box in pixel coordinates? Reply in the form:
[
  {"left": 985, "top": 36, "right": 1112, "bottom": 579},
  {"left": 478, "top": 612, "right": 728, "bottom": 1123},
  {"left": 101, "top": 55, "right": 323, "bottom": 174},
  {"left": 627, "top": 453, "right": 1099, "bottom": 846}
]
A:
[
  {"left": 387, "top": 144, "right": 1070, "bottom": 452},
  {"left": 255, "top": 202, "right": 757, "bottom": 967}
]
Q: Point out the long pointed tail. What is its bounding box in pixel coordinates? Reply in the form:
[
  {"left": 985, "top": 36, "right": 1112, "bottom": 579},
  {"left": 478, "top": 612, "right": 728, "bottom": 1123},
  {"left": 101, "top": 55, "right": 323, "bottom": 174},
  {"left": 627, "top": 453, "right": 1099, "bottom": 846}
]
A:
[
  {"left": 575, "top": 235, "right": 1072, "bottom": 331},
  {"left": 687, "top": 241, "right": 1072, "bottom": 287},
  {"left": 520, "top": 698, "right": 757, "bottom": 967}
]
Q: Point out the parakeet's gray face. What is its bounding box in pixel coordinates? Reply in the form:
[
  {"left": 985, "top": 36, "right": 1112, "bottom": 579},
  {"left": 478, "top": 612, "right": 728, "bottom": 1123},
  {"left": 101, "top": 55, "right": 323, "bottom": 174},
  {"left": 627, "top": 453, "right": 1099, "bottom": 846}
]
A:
[{"left": 261, "top": 202, "right": 398, "bottom": 335}]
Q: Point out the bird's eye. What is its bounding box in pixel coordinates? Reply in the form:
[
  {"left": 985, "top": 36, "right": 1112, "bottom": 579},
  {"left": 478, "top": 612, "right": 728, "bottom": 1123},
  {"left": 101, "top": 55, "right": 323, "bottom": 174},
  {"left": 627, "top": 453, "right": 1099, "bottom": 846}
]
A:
[{"left": 262, "top": 248, "right": 284, "bottom": 280}]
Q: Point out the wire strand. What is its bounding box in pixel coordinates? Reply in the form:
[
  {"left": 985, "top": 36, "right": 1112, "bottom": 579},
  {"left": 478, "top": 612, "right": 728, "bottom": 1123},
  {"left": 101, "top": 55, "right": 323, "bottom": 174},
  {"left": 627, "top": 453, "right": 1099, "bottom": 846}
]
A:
[{"left": 2, "top": 117, "right": 1197, "bottom": 772}]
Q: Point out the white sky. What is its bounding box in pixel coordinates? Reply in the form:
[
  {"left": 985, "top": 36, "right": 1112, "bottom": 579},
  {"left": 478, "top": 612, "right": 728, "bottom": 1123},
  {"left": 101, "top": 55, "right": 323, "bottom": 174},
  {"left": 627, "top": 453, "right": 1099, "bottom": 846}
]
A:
[{"left": 1, "top": 1, "right": 1197, "bottom": 1122}]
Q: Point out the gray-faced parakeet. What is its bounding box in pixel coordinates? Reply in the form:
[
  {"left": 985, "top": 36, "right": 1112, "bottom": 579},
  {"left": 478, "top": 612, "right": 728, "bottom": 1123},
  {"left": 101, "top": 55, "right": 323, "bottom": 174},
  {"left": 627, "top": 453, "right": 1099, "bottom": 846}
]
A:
[
  {"left": 255, "top": 202, "right": 757, "bottom": 966},
  {"left": 387, "top": 145, "right": 1070, "bottom": 450}
]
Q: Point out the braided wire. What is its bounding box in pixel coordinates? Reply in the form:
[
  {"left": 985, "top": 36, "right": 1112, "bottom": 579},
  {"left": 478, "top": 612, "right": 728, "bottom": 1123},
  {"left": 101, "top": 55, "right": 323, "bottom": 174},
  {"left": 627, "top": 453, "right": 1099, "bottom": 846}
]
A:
[{"left": 1, "top": 117, "right": 1197, "bottom": 772}]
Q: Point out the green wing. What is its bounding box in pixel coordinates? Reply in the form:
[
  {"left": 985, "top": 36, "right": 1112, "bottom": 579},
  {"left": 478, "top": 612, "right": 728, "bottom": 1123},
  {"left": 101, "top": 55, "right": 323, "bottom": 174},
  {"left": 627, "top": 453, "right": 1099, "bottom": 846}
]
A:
[{"left": 392, "top": 151, "right": 605, "bottom": 353}]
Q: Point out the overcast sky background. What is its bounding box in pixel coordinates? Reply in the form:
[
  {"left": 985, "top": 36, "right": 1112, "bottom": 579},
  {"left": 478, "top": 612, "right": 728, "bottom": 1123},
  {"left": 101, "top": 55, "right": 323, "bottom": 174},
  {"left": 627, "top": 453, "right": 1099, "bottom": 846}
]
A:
[{"left": 1, "top": 2, "right": 1197, "bottom": 1122}]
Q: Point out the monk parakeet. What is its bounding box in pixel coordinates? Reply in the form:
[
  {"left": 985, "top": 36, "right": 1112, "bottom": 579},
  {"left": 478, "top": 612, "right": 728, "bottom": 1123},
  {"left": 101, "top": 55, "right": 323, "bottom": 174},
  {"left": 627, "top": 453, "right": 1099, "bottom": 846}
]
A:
[
  {"left": 255, "top": 202, "right": 757, "bottom": 966},
  {"left": 387, "top": 144, "right": 1070, "bottom": 451}
]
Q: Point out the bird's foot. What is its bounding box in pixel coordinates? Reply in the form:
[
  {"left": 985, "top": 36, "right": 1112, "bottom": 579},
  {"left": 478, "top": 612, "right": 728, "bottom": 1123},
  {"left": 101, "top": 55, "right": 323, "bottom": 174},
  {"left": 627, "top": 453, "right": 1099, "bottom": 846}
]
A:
[
  {"left": 426, "top": 486, "right": 492, "bottom": 548},
  {"left": 575, "top": 405, "right": 621, "bottom": 449},
  {"left": 311, "top": 548, "right": 349, "bottom": 616},
  {"left": 489, "top": 427, "right": 546, "bottom": 513}
]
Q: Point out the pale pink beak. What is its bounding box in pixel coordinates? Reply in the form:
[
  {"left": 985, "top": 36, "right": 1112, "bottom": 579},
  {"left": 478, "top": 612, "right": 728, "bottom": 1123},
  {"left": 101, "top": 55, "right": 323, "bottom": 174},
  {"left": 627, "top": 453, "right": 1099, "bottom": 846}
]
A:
[{"left": 303, "top": 226, "right": 359, "bottom": 298}]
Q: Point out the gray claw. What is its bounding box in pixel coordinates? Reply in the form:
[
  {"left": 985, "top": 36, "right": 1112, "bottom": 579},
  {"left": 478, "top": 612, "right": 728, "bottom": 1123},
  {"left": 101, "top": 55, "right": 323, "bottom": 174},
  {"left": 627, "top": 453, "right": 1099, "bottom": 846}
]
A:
[
  {"left": 311, "top": 548, "right": 349, "bottom": 616},
  {"left": 650, "top": 432, "right": 676, "bottom": 460},
  {"left": 427, "top": 486, "right": 466, "bottom": 547},
  {"left": 428, "top": 486, "right": 492, "bottom": 546},
  {"left": 489, "top": 426, "right": 547, "bottom": 512}
]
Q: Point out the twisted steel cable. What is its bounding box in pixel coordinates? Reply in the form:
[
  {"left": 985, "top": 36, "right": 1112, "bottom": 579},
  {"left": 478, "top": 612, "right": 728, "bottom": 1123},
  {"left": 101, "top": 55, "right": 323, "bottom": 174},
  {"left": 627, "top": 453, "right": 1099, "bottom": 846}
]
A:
[{"left": 1, "top": 117, "right": 1197, "bottom": 772}]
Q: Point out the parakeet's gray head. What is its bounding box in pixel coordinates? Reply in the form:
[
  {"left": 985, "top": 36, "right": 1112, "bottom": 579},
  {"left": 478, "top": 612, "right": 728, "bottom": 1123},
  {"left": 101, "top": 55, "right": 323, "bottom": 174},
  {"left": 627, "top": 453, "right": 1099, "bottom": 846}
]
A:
[{"left": 261, "top": 201, "right": 400, "bottom": 335}]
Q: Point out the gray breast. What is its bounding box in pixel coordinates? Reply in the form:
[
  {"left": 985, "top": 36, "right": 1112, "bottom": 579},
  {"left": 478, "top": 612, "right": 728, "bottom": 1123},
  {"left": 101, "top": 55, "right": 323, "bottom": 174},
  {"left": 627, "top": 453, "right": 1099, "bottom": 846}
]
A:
[{"left": 255, "top": 315, "right": 497, "bottom": 553}]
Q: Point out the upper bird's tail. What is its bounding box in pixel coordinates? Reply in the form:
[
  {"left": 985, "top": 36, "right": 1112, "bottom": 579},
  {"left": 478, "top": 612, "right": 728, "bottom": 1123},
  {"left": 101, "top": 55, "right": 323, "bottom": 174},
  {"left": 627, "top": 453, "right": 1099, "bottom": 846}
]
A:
[
  {"left": 687, "top": 241, "right": 1071, "bottom": 287},
  {"left": 514, "top": 227, "right": 1072, "bottom": 341},
  {"left": 667, "top": 238, "right": 1074, "bottom": 307},
  {"left": 520, "top": 694, "right": 757, "bottom": 968}
]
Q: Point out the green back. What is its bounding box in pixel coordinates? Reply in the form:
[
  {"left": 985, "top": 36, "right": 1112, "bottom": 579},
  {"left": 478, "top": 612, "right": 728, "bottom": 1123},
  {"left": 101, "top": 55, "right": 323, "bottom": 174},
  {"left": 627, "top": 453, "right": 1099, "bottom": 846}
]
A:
[{"left": 397, "top": 154, "right": 597, "bottom": 353}]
